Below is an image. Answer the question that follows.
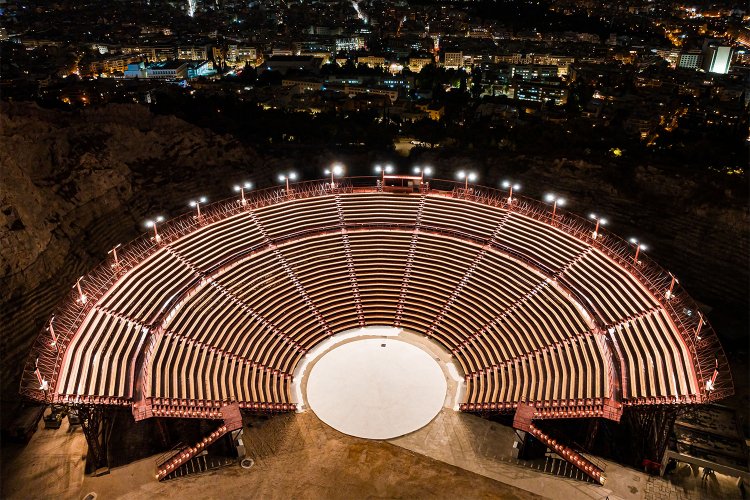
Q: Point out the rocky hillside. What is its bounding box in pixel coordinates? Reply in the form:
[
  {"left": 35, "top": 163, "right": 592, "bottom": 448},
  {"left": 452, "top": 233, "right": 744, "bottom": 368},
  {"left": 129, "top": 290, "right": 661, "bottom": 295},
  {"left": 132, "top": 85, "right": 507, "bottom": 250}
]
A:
[{"left": 0, "top": 102, "right": 266, "bottom": 407}]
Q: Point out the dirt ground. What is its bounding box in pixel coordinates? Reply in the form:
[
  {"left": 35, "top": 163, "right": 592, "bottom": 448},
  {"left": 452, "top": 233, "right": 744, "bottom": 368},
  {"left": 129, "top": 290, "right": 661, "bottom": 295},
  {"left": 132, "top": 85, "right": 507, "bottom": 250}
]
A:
[{"left": 78, "top": 411, "right": 539, "bottom": 500}]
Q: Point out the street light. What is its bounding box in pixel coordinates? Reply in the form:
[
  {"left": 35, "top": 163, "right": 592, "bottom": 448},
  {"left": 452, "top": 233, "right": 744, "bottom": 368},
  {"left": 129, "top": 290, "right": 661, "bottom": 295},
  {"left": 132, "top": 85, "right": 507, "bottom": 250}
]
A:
[
  {"left": 108, "top": 243, "right": 122, "bottom": 271},
  {"left": 75, "top": 276, "right": 87, "bottom": 305},
  {"left": 374, "top": 164, "right": 394, "bottom": 184},
  {"left": 456, "top": 170, "right": 477, "bottom": 191},
  {"left": 666, "top": 272, "right": 679, "bottom": 300},
  {"left": 413, "top": 165, "right": 433, "bottom": 183},
  {"left": 629, "top": 238, "right": 647, "bottom": 265},
  {"left": 233, "top": 182, "right": 253, "bottom": 205},
  {"left": 501, "top": 180, "right": 521, "bottom": 203},
  {"left": 374, "top": 164, "right": 394, "bottom": 173},
  {"left": 589, "top": 213, "right": 608, "bottom": 240},
  {"left": 145, "top": 215, "right": 165, "bottom": 243},
  {"left": 278, "top": 172, "right": 297, "bottom": 192},
  {"left": 695, "top": 311, "right": 704, "bottom": 341},
  {"left": 324, "top": 164, "right": 344, "bottom": 188},
  {"left": 545, "top": 193, "right": 565, "bottom": 219},
  {"left": 47, "top": 316, "right": 58, "bottom": 349},
  {"left": 189, "top": 197, "right": 207, "bottom": 221}
]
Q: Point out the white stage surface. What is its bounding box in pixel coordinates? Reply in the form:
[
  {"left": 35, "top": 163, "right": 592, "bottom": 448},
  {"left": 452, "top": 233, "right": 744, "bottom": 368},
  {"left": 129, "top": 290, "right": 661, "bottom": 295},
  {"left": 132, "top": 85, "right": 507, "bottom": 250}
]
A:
[{"left": 306, "top": 338, "right": 447, "bottom": 440}]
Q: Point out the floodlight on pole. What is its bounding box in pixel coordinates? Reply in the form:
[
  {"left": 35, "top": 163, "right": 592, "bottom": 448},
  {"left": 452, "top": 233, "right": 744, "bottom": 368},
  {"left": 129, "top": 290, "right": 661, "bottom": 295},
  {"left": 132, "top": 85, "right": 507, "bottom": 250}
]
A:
[
  {"left": 501, "top": 180, "right": 521, "bottom": 203},
  {"left": 545, "top": 193, "right": 565, "bottom": 219},
  {"left": 629, "top": 238, "right": 647, "bottom": 265},
  {"left": 589, "top": 213, "right": 608, "bottom": 240},
  {"left": 75, "top": 276, "right": 87, "bottom": 305},
  {"left": 278, "top": 172, "right": 297, "bottom": 192},
  {"left": 189, "top": 197, "right": 207, "bottom": 221},
  {"left": 374, "top": 164, "right": 394, "bottom": 183},
  {"left": 324, "top": 164, "right": 344, "bottom": 188},
  {"left": 233, "top": 182, "right": 253, "bottom": 205},
  {"left": 145, "top": 215, "right": 165, "bottom": 243},
  {"left": 34, "top": 358, "right": 48, "bottom": 391},
  {"left": 456, "top": 170, "right": 477, "bottom": 191},
  {"left": 413, "top": 165, "right": 433, "bottom": 182},
  {"left": 108, "top": 243, "right": 122, "bottom": 271},
  {"left": 48, "top": 315, "right": 58, "bottom": 349},
  {"left": 666, "top": 272, "right": 679, "bottom": 300}
]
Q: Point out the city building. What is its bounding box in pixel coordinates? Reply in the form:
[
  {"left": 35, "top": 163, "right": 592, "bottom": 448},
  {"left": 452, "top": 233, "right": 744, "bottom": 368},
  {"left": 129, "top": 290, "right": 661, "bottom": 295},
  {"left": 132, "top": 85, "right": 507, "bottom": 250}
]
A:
[
  {"left": 227, "top": 45, "right": 257, "bottom": 64},
  {"left": 443, "top": 51, "right": 463, "bottom": 69},
  {"left": 335, "top": 37, "right": 365, "bottom": 52},
  {"left": 416, "top": 102, "right": 445, "bottom": 120},
  {"left": 178, "top": 45, "right": 210, "bottom": 61},
  {"left": 187, "top": 60, "right": 216, "bottom": 79},
  {"left": 511, "top": 65, "right": 559, "bottom": 81},
  {"left": 513, "top": 80, "right": 568, "bottom": 106},
  {"left": 703, "top": 44, "right": 732, "bottom": 74},
  {"left": 145, "top": 60, "right": 189, "bottom": 79},
  {"left": 123, "top": 62, "right": 147, "bottom": 79},
  {"left": 678, "top": 50, "right": 702, "bottom": 70},
  {"left": 408, "top": 56, "right": 433, "bottom": 73},
  {"left": 263, "top": 55, "right": 323, "bottom": 75},
  {"left": 357, "top": 55, "right": 386, "bottom": 69}
]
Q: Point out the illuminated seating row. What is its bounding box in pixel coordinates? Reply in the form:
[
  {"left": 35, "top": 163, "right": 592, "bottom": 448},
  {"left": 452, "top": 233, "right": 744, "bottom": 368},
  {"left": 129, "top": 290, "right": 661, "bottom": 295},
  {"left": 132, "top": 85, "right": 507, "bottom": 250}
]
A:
[
  {"left": 98, "top": 250, "right": 199, "bottom": 322},
  {"left": 59, "top": 309, "right": 142, "bottom": 398},
  {"left": 466, "top": 335, "right": 608, "bottom": 404}
]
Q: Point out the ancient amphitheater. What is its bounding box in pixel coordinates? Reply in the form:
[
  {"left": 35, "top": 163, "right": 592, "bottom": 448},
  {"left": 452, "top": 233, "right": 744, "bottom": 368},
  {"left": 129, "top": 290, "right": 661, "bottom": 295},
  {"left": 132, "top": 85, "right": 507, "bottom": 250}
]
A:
[{"left": 20, "top": 176, "right": 732, "bottom": 484}]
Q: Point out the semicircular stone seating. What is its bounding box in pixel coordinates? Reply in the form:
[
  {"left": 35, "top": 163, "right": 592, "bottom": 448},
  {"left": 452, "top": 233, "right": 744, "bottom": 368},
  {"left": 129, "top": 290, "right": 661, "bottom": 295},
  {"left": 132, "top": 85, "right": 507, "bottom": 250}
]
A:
[{"left": 32, "top": 185, "right": 724, "bottom": 422}]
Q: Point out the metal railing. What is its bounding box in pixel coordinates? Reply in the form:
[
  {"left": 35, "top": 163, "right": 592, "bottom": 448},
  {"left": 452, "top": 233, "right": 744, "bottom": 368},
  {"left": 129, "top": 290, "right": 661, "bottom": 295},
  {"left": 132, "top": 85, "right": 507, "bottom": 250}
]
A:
[{"left": 20, "top": 177, "right": 732, "bottom": 407}]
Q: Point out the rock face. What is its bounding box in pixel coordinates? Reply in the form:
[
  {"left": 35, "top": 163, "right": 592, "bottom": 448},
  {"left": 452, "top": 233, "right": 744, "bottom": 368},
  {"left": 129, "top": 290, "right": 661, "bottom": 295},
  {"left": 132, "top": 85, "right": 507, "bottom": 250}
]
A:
[{"left": 0, "top": 102, "right": 265, "bottom": 409}]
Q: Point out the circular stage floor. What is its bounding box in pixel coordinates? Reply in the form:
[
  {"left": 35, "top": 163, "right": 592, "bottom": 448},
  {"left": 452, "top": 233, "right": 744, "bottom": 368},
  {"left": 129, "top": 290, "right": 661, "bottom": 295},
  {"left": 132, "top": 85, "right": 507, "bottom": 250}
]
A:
[{"left": 306, "top": 338, "right": 447, "bottom": 440}]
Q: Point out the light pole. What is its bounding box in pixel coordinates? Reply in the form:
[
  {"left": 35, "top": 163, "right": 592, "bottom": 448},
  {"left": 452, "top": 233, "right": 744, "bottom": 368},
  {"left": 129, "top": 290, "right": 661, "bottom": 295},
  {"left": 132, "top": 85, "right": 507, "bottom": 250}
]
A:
[
  {"left": 695, "top": 311, "right": 704, "bottom": 341},
  {"left": 456, "top": 170, "right": 477, "bottom": 191},
  {"left": 233, "top": 182, "right": 253, "bottom": 206},
  {"left": 629, "top": 238, "right": 647, "bottom": 265},
  {"left": 48, "top": 316, "right": 58, "bottom": 349},
  {"left": 502, "top": 180, "right": 520, "bottom": 203},
  {"left": 374, "top": 164, "right": 394, "bottom": 183},
  {"left": 324, "top": 164, "right": 344, "bottom": 189},
  {"left": 189, "top": 197, "right": 207, "bottom": 222},
  {"left": 589, "top": 213, "right": 608, "bottom": 240},
  {"left": 108, "top": 243, "right": 122, "bottom": 271},
  {"left": 413, "top": 165, "right": 433, "bottom": 183},
  {"left": 666, "top": 272, "right": 678, "bottom": 300},
  {"left": 278, "top": 172, "right": 297, "bottom": 192},
  {"left": 545, "top": 194, "right": 565, "bottom": 220},
  {"left": 146, "top": 215, "right": 165, "bottom": 243},
  {"left": 35, "top": 358, "right": 48, "bottom": 392},
  {"left": 75, "top": 276, "right": 87, "bottom": 305}
]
